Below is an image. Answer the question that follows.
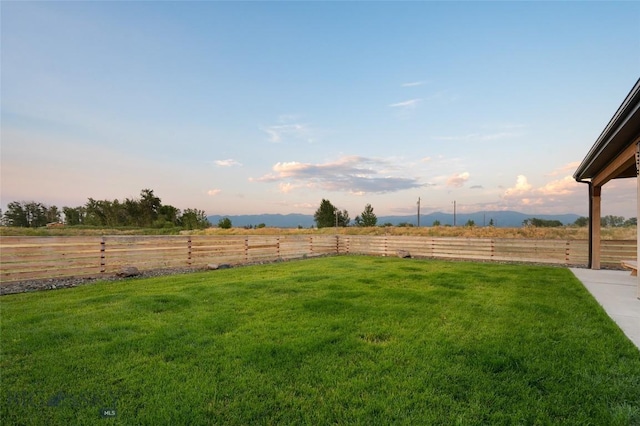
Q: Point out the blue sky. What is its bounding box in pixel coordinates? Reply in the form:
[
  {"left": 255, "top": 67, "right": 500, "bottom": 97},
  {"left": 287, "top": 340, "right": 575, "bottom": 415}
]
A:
[{"left": 2, "top": 1, "right": 639, "bottom": 219}]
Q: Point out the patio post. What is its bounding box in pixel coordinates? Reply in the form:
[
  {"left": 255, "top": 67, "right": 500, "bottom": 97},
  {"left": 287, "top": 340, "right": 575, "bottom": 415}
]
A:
[
  {"left": 636, "top": 141, "right": 639, "bottom": 298},
  {"left": 590, "top": 184, "right": 601, "bottom": 270}
]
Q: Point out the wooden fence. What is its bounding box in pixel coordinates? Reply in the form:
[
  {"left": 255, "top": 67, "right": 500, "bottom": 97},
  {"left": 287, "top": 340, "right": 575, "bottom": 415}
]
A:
[
  {"left": 0, "top": 235, "right": 636, "bottom": 284},
  {"left": 0, "top": 235, "right": 339, "bottom": 283}
]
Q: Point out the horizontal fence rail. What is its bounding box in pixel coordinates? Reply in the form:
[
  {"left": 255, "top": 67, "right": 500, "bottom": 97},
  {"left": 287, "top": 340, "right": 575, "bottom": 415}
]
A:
[
  {"left": 341, "top": 236, "right": 595, "bottom": 266},
  {"left": 0, "top": 235, "right": 636, "bottom": 284},
  {"left": 0, "top": 235, "right": 339, "bottom": 283}
]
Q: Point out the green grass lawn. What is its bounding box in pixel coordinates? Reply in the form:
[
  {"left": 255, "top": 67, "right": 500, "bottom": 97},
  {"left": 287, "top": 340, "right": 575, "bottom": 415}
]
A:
[{"left": 2, "top": 256, "right": 640, "bottom": 425}]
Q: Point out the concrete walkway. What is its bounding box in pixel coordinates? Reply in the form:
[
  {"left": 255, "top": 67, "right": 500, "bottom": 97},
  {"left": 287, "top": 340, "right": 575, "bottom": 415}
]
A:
[{"left": 570, "top": 268, "right": 640, "bottom": 351}]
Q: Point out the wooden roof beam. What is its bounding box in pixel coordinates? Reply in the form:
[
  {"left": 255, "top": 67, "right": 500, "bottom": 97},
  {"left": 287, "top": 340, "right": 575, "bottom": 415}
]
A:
[{"left": 592, "top": 140, "right": 638, "bottom": 187}]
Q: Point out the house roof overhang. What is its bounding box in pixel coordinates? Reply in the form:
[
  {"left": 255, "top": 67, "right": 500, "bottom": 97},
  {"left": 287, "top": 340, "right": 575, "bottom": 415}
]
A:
[{"left": 574, "top": 78, "right": 640, "bottom": 184}]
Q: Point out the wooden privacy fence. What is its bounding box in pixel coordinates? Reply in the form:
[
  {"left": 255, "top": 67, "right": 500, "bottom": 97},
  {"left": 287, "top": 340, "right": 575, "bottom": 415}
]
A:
[
  {"left": 0, "top": 235, "right": 636, "bottom": 283},
  {"left": 343, "top": 236, "right": 592, "bottom": 264},
  {"left": 0, "top": 235, "right": 340, "bottom": 283}
]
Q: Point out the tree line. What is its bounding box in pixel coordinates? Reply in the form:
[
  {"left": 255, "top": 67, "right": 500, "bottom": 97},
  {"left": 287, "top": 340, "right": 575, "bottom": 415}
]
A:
[
  {"left": 314, "top": 199, "right": 638, "bottom": 229},
  {"left": 2, "top": 189, "right": 211, "bottom": 230},
  {"left": 571, "top": 216, "right": 637, "bottom": 228},
  {"left": 313, "top": 199, "right": 377, "bottom": 228},
  {"left": 7, "top": 192, "right": 633, "bottom": 231}
]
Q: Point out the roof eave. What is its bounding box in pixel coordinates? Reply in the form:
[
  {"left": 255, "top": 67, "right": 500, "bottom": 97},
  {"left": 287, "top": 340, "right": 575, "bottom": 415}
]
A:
[{"left": 574, "top": 78, "right": 640, "bottom": 182}]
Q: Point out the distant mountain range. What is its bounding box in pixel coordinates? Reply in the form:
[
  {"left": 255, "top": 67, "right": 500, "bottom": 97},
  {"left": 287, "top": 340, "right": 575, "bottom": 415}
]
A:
[{"left": 207, "top": 211, "right": 582, "bottom": 229}]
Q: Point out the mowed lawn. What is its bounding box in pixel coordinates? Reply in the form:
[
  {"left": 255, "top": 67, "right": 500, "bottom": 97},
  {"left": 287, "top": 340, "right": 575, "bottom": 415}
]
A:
[{"left": 2, "top": 257, "right": 640, "bottom": 425}]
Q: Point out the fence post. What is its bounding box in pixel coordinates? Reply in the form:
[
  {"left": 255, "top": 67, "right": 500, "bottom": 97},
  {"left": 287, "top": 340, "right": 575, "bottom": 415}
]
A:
[
  {"left": 565, "top": 240, "right": 570, "bottom": 265},
  {"left": 100, "top": 237, "right": 106, "bottom": 274},
  {"left": 277, "top": 237, "right": 280, "bottom": 258},
  {"left": 244, "top": 238, "right": 249, "bottom": 262},
  {"left": 309, "top": 236, "right": 313, "bottom": 256},
  {"left": 491, "top": 238, "right": 495, "bottom": 260},
  {"left": 187, "top": 236, "right": 192, "bottom": 266}
]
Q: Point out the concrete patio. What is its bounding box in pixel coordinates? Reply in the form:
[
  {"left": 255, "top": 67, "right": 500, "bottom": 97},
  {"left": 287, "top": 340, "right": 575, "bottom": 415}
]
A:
[{"left": 571, "top": 268, "right": 640, "bottom": 351}]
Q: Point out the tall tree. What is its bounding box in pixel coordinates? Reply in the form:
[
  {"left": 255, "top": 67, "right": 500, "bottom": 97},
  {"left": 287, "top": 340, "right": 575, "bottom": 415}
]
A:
[
  {"left": 139, "top": 189, "right": 161, "bottom": 226},
  {"left": 217, "top": 217, "right": 232, "bottom": 229},
  {"left": 158, "top": 205, "right": 180, "bottom": 224},
  {"left": 3, "top": 201, "right": 28, "bottom": 227},
  {"left": 573, "top": 216, "right": 588, "bottom": 227},
  {"left": 354, "top": 204, "right": 377, "bottom": 227},
  {"left": 84, "top": 198, "right": 125, "bottom": 227},
  {"left": 180, "top": 209, "right": 211, "bottom": 230},
  {"left": 63, "top": 206, "right": 86, "bottom": 225},
  {"left": 314, "top": 199, "right": 349, "bottom": 228},
  {"left": 337, "top": 209, "right": 350, "bottom": 227},
  {"left": 601, "top": 215, "right": 625, "bottom": 228},
  {"left": 121, "top": 198, "right": 138, "bottom": 227},
  {"left": 3, "top": 201, "right": 50, "bottom": 227},
  {"left": 6, "top": 189, "right": 206, "bottom": 230},
  {"left": 84, "top": 198, "right": 104, "bottom": 226},
  {"left": 45, "top": 205, "right": 61, "bottom": 224},
  {"left": 314, "top": 199, "right": 337, "bottom": 228}
]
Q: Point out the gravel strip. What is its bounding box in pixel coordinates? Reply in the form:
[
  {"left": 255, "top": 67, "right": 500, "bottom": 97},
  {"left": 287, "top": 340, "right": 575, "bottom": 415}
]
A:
[
  {"left": 0, "top": 267, "right": 202, "bottom": 296},
  {"left": 0, "top": 257, "right": 315, "bottom": 296}
]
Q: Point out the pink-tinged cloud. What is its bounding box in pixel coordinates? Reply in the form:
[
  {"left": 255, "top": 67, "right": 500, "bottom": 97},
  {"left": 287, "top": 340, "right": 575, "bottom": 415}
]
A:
[
  {"left": 538, "top": 176, "right": 577, "bottom": 196},
  {"left": 278, "top": 182, "right": 304, "bottom": 193},
  {"left": 446, "top": 172, "right": 470, "bottom": 188},
  {"left": 501, "top": 174, "right": 584, "bottom": 213},
  {"left": 546, "top": 161, "right": 581, "bottom": 177},
  {"left": 253, "top": 156, "right": 422, "bottom": 194}
]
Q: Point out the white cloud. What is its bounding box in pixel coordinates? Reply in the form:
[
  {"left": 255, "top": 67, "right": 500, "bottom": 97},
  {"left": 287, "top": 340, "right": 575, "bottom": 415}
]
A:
[
  {"left": 262, "top": 124, "right": 310, "bottom": 143},
  {"left": 215, "top": 159, "right": 242, "bottom": 167},
  {"left": 501, "top": 174, "right": 584, "bottom": 213},
  {"left": 262, "top": 114, "right": 317, "bottom": 143},
  {"left": 207, "top": 189, "right": 222, "bottom": 196},
  {"left": 402, "top": 81, "right": 426, "bottom": 87},
  {"left": 505, "top": 175, "right": 533, "bottom": 196},
  {"left": 434, "top": 123, "right": 524, "bottom": 143},
  {"left": 253, "top": 156, "right": 423, "bottom": 195},
  {"left": 389, "top": 99, "right": 422, "bottom": 108},
  {"left": 433, "top": 132, "right": 518, "bottom": 142},
  {"left": 538, "top": 176, "right": 577, "bottom": 196}
]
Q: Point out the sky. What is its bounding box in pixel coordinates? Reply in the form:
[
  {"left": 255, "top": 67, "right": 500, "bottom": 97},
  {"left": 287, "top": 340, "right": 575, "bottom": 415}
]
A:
[{"left": 2, "top": 1, "right": 639, "bottom": 219}]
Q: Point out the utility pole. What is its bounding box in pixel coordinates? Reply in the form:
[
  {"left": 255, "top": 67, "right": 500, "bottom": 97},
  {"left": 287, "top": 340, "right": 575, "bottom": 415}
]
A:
[
  {"left": 417, "top": 197, "right": 421, "bottom": 227},
  {"left": 453, "top": 200, "right": 457, "bottom": 227}
]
